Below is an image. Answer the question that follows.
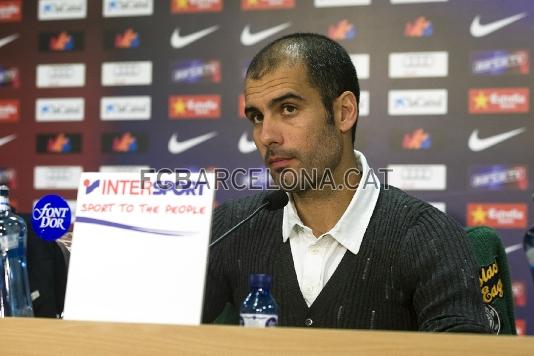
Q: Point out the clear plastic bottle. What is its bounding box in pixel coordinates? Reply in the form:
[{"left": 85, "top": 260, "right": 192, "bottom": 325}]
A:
[
  {"left": 0, "top": 185, "right": 34, "bottom": 317},
  {"left": 239, "top": 274, "right": 278, "bottom": 327}
]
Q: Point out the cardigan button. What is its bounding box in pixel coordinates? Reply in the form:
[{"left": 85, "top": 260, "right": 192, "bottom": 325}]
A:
[{"left": 304, "top": 318, "right": 313, "bottom": 326}]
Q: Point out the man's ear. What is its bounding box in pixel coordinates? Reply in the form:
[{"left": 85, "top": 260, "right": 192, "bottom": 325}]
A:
[{"left": 334, "top": 91, "right": 358, "bottom": 135}]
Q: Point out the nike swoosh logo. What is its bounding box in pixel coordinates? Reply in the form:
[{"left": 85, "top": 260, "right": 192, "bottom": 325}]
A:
[
  {"left": 170, "top": 26, "right": 219, "bottom": 49},
  {"left": 0, "top": 134, "right": 17, "bottom": 147},
  {"left": 468, "top": 128, "right": 526, "bottom": 152},
  {"left": 505, "top": 243, "right": 523, "bottom": 255},
  {"left": 0, "top": 34, "right": 19, "bottom": 49},
  {"left": 168, "top": 131, "right": 217, "bottom": 154},
  {"left": 238, "top": 132, "right": 257, "bottom": 154},
  {"left": 241, "top": 23, "right": 291, "bottom": 46},
  {"left": 470, "top": 13, "right": 527, "bottom": 37}
]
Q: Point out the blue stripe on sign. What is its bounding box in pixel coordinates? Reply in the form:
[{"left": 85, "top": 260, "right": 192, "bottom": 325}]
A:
[{"left": 75, "top": 216, "right": 194, "bottom": 237}]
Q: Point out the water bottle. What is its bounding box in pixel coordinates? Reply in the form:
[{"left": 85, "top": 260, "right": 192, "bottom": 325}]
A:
[
  {"left": 0, "top": 185, "right": 34, "bottom": 317},
  {"left": 239, "top": 274, "right": 278, "bottom": 327}
]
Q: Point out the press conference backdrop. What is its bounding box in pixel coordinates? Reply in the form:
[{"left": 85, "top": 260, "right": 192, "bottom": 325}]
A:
[{"left": 0, "top": 0, "right": 533, "bottom": 334}]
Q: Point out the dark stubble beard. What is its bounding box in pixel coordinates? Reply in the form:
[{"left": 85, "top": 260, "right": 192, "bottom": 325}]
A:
[{"left": 267, "top": 115, "right": 343, "bottom": 194}]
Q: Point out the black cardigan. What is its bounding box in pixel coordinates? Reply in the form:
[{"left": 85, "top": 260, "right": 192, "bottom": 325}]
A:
[{"left": 203, "top": 186, "right": 490, "bottom": 332}]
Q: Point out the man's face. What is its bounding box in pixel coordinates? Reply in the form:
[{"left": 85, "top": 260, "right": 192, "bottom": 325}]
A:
[{"left": 244, "top": 65, "right": 343, "bottom": 192}]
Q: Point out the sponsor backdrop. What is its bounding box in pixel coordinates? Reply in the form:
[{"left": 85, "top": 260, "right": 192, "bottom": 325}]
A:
[{"left": 0, "top": 0, "right": 533, "bottom": 333}]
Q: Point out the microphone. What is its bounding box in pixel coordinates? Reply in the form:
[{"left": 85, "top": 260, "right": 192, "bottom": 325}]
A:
[
  {"left": 262, "top": 189, "right": 289, "bottom": 211},
  {"left": 209, "top": 190, "right": 288, "bottom": 248}
]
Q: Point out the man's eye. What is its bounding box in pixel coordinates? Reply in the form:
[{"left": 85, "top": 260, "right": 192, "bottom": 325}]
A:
[
  {"left": 249, "top": 113, "right": 263, "bottom": 124},
  {"left": 282, "top": 105, "right": 297, "bottom": 115}
]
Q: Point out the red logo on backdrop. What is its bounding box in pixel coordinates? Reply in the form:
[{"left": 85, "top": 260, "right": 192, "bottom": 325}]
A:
[
  {"left": 113, "top": 133, "right": 134, "bottom": 152},
  {"left": 0, "top": 0, "right": 22, "bottom": 22},
  {"left": 49, "top": 31, "right": 73, "bottom": 51},
  {"left": 469, "top": 88, "right": 529, "bottom": 114},
  {"left": 512, "top": 281, "right": 527, "bottom": 307},
  {"left": 115, "top": 28, "right": 140, "bottom": 48},
  {"left": 402, "top": 128, "right": 432, "bottom": 150},
  {"left": 48, "top": 134, "right": 70, "bottom": 153},
  {"left": 169, "top": 95, "right": 221, "bottom": 119},
  {"left": 327, "top": 19, "right": 356, "bottom": 40},
  {"left": 241, "top": 0, "right": 294, "bottom": 10},
  {"left": 0, "top": 99, "right": 19, "bottom": 122},
  {"left": 404, "top": 16, "right": 433, "bottom": 37},
  {"left": 238, "top": 94, "right": 245, "bottom": 119},
  {"left": 515, "top": 320, "right": 526, "bottom": 336},
  {"left": 467, "top": 203, "right": 528, "bottom": 229},
  {"left": 171, "top": 0, "right": 223, "bottom": 13}
]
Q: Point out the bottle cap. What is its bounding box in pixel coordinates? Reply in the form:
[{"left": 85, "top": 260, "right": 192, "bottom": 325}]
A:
[{"left": 249, "top": 274, "right": 272, "bottom": 289}]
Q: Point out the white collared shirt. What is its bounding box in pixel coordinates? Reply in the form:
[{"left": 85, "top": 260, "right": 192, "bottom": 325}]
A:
[{"left": 282, "top": 150, "right": 380, "bottom": 306}]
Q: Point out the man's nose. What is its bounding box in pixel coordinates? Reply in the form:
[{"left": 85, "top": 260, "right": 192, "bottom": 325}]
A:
[{"left": 257, "top": 116, "right": 283, "bottom": 147}]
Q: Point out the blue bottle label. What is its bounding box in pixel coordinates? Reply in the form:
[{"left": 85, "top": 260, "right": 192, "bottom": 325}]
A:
[
  {"left": 240, "top": 313, "right": 278, "bottom": 328},
  {"left": 32, "top": 194, "right": 71, "bottom": 241}
]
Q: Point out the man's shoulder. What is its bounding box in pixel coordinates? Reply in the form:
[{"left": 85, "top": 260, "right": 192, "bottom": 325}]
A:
[
  {"left": 376, "top": 185, "right": 461, "bottom": 229},
  {"left": 377, "top": 184, "right": 434, "bottom": 214}
]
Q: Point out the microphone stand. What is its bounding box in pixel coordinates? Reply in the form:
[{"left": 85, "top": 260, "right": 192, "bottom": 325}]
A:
[{"left": 209, "top": 201, "right": 270, "bottom": 248}]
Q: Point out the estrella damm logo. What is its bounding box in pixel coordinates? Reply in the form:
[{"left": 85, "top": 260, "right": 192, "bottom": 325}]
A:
[
  {"left": 469, "top": 88, "right": 529, "bottom": 114},
  {"left": 241, "top": 0, "right": 294, "bottom": 10},
  {"left": 31, "top": 195, "right": 71, "bottom": 241},
  {"left": 168, "top": 95, "right": 221, "bottom": 119},
  {"left": 467, "top": 203, "right": 527, "bottom": 228},
  {"left": 171, "top": 0, "right": 222, "bottom": 13}
]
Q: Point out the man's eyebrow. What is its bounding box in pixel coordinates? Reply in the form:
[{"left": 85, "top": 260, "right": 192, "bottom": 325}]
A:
[
  {"left": 244, "top": 92, "right": 305, "bottom": 116},
  {"left": 269, "top": 93, "right": 305, "bottom": 107}
]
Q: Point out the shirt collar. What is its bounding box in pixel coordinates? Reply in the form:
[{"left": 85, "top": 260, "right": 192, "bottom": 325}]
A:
[{"left": 282, "top": 150, "right": 380, "bottom": 255}]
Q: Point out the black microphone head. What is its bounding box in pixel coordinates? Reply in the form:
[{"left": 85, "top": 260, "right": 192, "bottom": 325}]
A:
[{"left": 263, "top": 190, "right": 289, "bottom": 211}]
